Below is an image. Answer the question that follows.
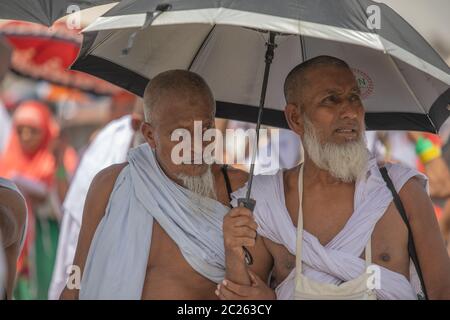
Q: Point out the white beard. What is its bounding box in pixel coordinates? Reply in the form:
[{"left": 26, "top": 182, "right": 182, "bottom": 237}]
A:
[
  {"left": 177, "top": 165, "right": 217, "bottom": 200},
  {"left": 302, "top": 116, "right": 369, "bottom": 183}
]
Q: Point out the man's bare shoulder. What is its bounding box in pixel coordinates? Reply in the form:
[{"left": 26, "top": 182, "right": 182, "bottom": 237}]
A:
[
  {"left": 395, "top": 172, "right": 450, "bottom": 298},
  {"left": 398, "top": 176, "right": 432, "bottom": 220},
  {"left": 379, "top": 162, "right": 429, "bottom": 220},
  {"left": 92, "top": 162, "right": 129, "bottom": 188},
  {"left": 82, "top": 162, "right": 129, "bottom": 223}
]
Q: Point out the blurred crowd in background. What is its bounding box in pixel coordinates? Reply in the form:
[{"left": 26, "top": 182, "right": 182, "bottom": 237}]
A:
[
  {"left": 1, "top": 73, "right": 449, "bottom": 300},
  {"left": 0, "top": 0, "right": 449, "bottom": 300}
]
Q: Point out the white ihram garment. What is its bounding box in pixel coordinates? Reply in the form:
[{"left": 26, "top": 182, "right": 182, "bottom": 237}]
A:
[
  {"left": 231, "top": 157, "right": 427, "bottom": 300},
  {"left": 48, "top": 115, "right": 134, "bottom": 300},
  {"left": 80, "top": 144, "right": 229, "bottom": 299}
]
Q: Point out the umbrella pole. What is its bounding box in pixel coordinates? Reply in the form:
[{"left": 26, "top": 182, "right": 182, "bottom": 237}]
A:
[{"left": 238, "top": 31, "right": 277, "bottom": 265}]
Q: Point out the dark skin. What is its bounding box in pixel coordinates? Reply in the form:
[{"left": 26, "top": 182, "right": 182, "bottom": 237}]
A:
[
  {"left": 219, "top": 65, "right": 450, "bottom": 300},
  {"left": 60, "top": 90, "right": 248, "bottom": 300},
  {"left": 0, "top": 186, "right": 27, "bottom": 299},
  {"left": 441, "top": 200, "right": 450, "bottom": 256}
]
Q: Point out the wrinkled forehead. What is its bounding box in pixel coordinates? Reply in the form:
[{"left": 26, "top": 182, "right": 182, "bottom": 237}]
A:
[
  {"left": 305, "top": 65, "right": 359, "bottom": 95},
  {"left": 156, "top": 91, "right": 215, "bottom": 128}
]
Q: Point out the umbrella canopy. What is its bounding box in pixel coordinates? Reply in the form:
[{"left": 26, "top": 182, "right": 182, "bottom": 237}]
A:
[
  {"left": 72, "top": 0, "right": 450, "bottom": 133},
  {"left": 0, "top": 20, "right": 122, "bottom": 95},
  {"left": 0, "top": 0, "right": 118, "bottom": 27}
]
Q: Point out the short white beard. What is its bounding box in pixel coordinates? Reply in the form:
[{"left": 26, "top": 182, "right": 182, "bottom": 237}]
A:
[
  {"left": 177, "top": 165, "right": 217, "bottom": 200},
  {"left": 302, "top": 116, "right": 369, "bottom": 183}
]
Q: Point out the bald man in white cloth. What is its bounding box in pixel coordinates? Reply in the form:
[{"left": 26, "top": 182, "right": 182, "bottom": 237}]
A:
[
  {"left": 60, "top": 70, "right": 248, "bottom": 299},
  {"left": 219, "top": 56, "right": 450, "bottom": 300}
]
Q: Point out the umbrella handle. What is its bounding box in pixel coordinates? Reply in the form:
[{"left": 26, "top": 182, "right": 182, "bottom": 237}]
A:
[
  {"left": 237, "top": 32, "right": 277, "bottom": 267},
  {"left": 238, "top": 198, "right": 257, "bottom": 265}
]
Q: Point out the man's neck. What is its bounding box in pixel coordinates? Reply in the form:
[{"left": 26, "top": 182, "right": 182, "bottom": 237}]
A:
[
  {"left": 302, "top": 155, "right": 353, "bottom": 187},
  {"left": 154, "top": 154, "right": 224, "bottom": 202},
  {"left": 154, "top": 153, "right": 185, "bottom": 187}
]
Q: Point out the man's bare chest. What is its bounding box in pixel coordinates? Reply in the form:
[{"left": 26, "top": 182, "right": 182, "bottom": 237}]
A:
[{"left": 141, "top": 221, "right": 218, "bottom": 299}]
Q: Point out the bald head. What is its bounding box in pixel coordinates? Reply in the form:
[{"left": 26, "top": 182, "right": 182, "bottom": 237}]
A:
[
  {"left": 284, "top": 56, "right": 351, "bottom": 106},
  {"left": 141, "top": 70, "right": 217, "bottom": 180},
  {"left": 143, "top": 70, "right": 215, "bottom": 124}
]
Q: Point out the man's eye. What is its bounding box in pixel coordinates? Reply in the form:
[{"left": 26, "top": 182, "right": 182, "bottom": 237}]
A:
[
  {"left": 323, "top": 95, "right": 338, "bottom": 104},
  {"left": 349, "top": 94, "right": 361, "bottom": 102}
]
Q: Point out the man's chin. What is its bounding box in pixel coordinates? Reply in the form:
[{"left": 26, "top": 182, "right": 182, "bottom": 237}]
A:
[
  {"left": 330, "top": 136, "right": 362, "bottom": 145},
  {"left": 179, "top": 164, "right": 210, "bottom": 177}
]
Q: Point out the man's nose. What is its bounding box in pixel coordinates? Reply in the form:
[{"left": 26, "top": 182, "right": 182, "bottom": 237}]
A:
[{"left": 340, "top": 102, "right": 360, "bottom": 120}]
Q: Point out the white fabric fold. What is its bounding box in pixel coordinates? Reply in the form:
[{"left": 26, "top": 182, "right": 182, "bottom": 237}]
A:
[
  {"left": 49, "top": 115, "right": 134, "bottom": 300},
  {"left": 80, "top": 144, "right": 229, "bottom": 299},
  {"left": 231, "top": 157, "right": 427, "bottom": 300}
]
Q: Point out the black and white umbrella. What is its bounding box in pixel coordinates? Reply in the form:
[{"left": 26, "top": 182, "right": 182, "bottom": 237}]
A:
[
  {"left": 0, "top": 0, "right": 118, "bottom": 26},
  {"left": 73, "top": 0, "right": 450, "bottom": 133},
  {"left": 72, "top": 0, "right": 449, "bottom": 265}
]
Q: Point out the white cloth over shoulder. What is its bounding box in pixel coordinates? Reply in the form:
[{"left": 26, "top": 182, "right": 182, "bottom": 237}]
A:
[
  {"left": 48, "top": 115, "right": 134, "bottom": 300},
  {"left": 80, "top": 144, "right": 229, "bottom": 299},
  {"left": 231, "top": 157, "right": 428, "bottom": 300}
]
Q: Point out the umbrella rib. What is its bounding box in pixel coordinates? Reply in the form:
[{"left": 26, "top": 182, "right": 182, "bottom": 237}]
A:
[
  {"left": 187, "top": 25, "right": 216, "bottom": 71},
  {"left": 84, "top": 30, "right": 116, "bottom": 57},
  {"left": 299, "top": 32, "right": 307, "bottom": 62}
]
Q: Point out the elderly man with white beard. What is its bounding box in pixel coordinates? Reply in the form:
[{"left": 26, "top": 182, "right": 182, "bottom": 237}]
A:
[
  {"left": 219, "top": 56, "right": 450, "bottom": 300},
  {"left": 60, "top": 70, "right": 249, "bottom": 299}
]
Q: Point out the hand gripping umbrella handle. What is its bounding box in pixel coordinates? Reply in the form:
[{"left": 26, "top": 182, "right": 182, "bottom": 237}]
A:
[{"left": 237, "top": 198, "right": 257, "bottom": 265}]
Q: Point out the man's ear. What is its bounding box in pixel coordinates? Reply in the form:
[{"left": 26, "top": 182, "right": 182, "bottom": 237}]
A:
[
  {"left": 141, "top": 122, "right": 157, "bottom": 149},
  {"left": 131, "top": 114, "right": 143, "bottom": 132},
  {"left": 285, "top": 103, "right": 304, "bottom": 135}
]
